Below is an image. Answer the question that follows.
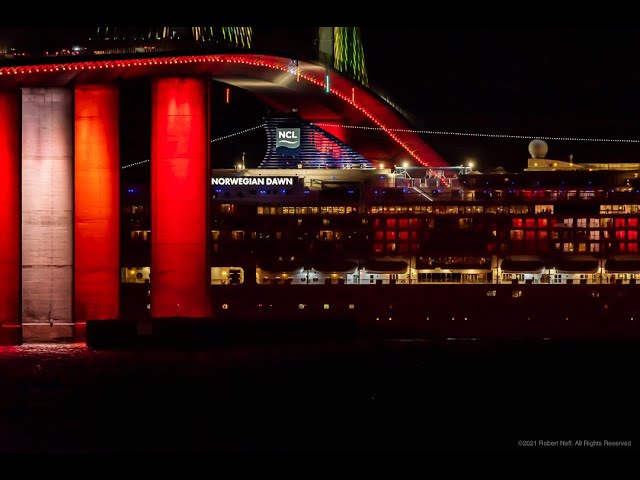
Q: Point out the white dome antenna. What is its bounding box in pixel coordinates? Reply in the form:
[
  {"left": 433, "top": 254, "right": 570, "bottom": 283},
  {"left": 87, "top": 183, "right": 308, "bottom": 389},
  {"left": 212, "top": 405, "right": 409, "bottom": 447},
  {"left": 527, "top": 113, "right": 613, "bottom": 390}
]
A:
[{"left": 528, "top": 139, "right": 548, "bottom": 159}]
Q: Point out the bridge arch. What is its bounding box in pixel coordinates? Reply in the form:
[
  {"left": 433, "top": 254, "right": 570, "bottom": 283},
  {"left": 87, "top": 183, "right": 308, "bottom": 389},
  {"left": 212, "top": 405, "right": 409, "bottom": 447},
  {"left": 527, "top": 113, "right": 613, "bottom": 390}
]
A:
[{"left": 0, "top": 53, "right": 447, "bottom": 167}]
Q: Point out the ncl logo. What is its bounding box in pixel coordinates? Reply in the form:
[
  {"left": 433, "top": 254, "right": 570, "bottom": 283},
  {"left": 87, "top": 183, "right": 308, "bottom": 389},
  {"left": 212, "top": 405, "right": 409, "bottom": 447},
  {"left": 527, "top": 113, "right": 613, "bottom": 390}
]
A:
[{"left": 276, "top": 128, "right": 301, "bottom": 149}]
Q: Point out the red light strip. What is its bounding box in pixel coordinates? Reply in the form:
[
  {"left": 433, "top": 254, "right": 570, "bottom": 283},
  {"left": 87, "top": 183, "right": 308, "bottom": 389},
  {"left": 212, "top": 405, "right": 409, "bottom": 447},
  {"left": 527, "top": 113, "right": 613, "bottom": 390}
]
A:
[{"left": 0, "top": 54, "right": 440, "bottom": 167}]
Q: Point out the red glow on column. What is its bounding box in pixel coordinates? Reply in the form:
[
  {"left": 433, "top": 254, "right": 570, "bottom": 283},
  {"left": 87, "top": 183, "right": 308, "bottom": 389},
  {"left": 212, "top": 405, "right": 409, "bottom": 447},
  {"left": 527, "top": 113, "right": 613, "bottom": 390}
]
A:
[
  {"left": 74, "top": 85, "right": 120, "bottom": 322},
  {"left": 0, "top": 91, "right": 20, "bottom": 328},
  {"left": 151, "top": 78, "right": 209, "bottom": 318}
]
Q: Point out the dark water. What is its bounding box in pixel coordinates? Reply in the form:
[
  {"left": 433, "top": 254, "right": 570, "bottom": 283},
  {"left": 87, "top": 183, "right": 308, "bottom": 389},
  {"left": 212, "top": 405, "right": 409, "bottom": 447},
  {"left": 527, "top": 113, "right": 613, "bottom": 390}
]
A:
[{"left": 0, "top": 339, "right": 638, "bottom": 453}]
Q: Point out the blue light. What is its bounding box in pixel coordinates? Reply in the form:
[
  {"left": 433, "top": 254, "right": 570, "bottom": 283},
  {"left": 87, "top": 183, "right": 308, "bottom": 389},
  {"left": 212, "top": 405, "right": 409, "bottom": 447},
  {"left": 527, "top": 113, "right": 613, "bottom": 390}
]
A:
[
  {"left": 347, "top": 190, "right": 354, "bottom": 194},
  {"left": 215, "top": 189, "right": 222, "bottom": 193},
  {"left": 127, "top": 189, "right": 134, "bottom": 193},
  {"left": 325, "top": 74, "right": 330, "bottom": 93},
  {"left": 282, "top": 189, "right": 286, "bottom": 194}
]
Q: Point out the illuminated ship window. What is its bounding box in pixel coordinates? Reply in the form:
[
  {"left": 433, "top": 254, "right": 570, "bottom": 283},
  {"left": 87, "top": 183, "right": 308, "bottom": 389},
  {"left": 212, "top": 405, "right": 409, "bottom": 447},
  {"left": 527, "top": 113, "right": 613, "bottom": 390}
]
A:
[
  {"left": 319, "top": 231, "right": 334, "bottom": 241},
  {"left": 512, "top": 290, "right": 523, "bottom": 298},
  {"left": 349, "top": 304, "right": 355, "bottom": 310},
  {"left": 324, "top": 304, "right": 330, "bottom": 309},
  {"left": 211, "top": 267, "right": 244, "bottom": 285},
  {"left": 486, "top": 290, "right": 497, "bottom": 297},
  {"left": 131, "top": 230, "right": 150, "bottom": 241},
  {"left": 219, "top": 204, "right": 235, "bottom": 214},
  {"left": 121, "top": 267, "right": 150, "bottom": 284},
  {"left": 298, "top": 304, "right": 305, "bottom": 310},
  {"left": 222, "top": 304, "right": 229, "bottom": 310}
]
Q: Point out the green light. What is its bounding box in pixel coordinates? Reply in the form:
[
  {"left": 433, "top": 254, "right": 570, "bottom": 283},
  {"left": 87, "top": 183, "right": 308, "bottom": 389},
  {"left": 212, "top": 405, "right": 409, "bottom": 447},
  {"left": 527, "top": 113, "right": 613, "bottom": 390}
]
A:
[
  {"left": 96, "top": 26, "right": 252, "bottom": 49},
  {"left": 326, "top": 74, "right": 330, "bottom": 92},
  {"left": 333, "top": 27, "right": 368, "bottom": 86}
]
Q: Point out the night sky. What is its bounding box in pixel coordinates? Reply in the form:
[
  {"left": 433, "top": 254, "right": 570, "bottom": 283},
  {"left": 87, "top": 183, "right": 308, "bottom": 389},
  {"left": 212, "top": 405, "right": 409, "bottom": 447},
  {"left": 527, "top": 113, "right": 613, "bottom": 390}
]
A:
[{"left": 3, "top": 26, "right": 640, "bottom": 171}]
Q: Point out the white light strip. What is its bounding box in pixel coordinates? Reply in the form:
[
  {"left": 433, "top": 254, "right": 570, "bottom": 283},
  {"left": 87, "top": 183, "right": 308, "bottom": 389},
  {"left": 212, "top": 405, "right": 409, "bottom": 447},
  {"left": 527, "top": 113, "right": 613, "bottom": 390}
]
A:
[
  {"left": 314, "top": 123, "right": 640, "bottom": 143},
  {"left": 121, "top": 124, "right": 266, "bottom": 169},
  {"left": 211, "top": 124, "right": 265, "bottom": 143},
  {"left": 122, "top": 159, "right": 149, "bottom": 169}
]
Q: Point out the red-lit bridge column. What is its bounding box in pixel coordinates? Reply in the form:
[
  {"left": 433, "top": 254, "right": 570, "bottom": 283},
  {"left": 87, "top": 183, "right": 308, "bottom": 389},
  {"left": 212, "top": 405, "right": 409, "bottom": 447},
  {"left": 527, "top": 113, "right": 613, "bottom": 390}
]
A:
[
  {"left": 151, "top": 78, "right": 210, "bottom": 318},
  {"left": 74, "top": 85, "right": 120, "bottom": 329},
  {"left": 0, "top": 91, "right": 21, "bottom": 344}
]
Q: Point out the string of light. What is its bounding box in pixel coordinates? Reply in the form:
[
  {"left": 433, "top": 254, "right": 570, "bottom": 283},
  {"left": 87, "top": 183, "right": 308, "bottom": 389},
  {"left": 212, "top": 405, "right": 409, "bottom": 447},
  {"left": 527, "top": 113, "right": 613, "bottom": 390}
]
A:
[
  {"left": 314, "top": 123, "right": 640, "bottom": 143},
  {"left": 211, "top": 124, "right": 265, "bottom": 143},
  {"left": 121, "top": 124, "right": 266, "bottom": 169},
  {"left": 122, "top": 159, "right": 149, "bottom": 169}
]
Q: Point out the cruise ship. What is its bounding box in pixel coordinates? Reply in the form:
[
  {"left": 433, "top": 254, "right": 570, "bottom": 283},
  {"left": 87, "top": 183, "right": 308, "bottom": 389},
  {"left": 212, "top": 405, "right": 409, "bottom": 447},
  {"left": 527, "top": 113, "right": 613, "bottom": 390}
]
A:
[{"left": 120, "top": 127, "right": 640, "bottom": 341}]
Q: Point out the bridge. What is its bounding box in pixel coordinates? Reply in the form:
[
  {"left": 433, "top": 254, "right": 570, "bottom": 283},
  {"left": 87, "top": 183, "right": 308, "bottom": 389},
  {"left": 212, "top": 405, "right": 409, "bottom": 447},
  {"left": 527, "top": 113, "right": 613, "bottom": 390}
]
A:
[{"left": 0, "top": 30, "right": 446, "bottom": 344}]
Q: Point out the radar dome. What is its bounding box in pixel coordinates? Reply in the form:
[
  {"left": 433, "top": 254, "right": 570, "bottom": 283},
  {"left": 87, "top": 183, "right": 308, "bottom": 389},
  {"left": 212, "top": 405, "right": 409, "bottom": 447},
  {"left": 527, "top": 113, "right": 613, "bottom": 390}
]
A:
[{"left": 528, "top": 139, "right": 548, "bottom": 159}]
